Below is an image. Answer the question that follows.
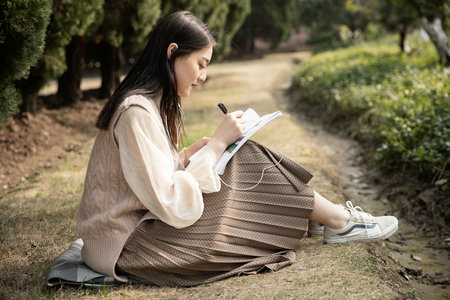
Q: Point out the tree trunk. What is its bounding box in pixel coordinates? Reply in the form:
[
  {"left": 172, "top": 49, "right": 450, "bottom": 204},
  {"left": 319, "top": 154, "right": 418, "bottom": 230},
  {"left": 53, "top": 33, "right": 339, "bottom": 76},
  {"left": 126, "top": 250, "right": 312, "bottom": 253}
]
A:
[
  {"left": 398, "top": 24, "right": 411, "bottom": 53},
  {"left": 249, "top": 38, "right": 255, "bottom": 54},
  {"left": 421, "top": 17, "right": 450, "bottom": 65},
  {"left": 57, "top": 35, "right": 85, "bottom": 106},
  {"left": 244, "top": 27, "right": 254, "bottom": 54},
  {"left": 17, "top": 70, "right": 46, "bottom": 115},
  {"left": 20, "top": 92, "right": 37, "bottom": 114},
  {"left": 99, "top": 41, "right": 121, "bottom": 99}
]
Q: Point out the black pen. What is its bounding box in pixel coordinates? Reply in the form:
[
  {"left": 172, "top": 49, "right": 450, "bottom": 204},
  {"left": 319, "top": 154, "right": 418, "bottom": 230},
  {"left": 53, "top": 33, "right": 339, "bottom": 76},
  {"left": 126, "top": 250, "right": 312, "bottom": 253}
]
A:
[{"left": 217, "top": 103, "right": 228, "bottom": 115}]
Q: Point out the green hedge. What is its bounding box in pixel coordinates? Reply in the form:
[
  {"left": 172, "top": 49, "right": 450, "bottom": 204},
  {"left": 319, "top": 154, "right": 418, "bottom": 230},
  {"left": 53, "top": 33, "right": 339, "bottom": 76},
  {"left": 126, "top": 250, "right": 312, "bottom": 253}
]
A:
[{"left": 290, "top": 35, "right": 449, "bottom": 185}]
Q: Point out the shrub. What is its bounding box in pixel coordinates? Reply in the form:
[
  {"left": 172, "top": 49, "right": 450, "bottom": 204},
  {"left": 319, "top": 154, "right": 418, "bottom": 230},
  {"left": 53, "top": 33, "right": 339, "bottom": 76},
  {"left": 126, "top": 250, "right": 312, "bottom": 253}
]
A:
[
  {"left": 290, "top": 34, "right": 449, "bottom": 184},
  {"left": 0, "top": 0, "right": 52, "bottom": 121}
]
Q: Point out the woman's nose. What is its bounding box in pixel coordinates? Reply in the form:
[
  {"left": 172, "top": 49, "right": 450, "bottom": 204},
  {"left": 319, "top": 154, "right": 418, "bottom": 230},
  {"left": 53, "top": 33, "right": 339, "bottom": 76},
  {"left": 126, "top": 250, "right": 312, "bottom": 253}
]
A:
[{"left": 198, "top": 69, "right": 206, "bottom": 82}]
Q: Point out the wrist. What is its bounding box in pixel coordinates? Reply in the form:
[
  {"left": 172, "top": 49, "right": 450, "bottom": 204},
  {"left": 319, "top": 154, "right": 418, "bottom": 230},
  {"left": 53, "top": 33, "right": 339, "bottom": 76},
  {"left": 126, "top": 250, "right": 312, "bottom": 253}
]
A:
[{"left": 206, "top": 138, "right": 227, "bottom": 160}]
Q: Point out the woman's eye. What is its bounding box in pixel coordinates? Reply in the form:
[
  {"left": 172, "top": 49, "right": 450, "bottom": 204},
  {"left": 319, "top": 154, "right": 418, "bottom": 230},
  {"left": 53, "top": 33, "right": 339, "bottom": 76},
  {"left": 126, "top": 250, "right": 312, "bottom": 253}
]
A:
[{"left": 199, "top": 64, "right": 206, "bottom": 70}]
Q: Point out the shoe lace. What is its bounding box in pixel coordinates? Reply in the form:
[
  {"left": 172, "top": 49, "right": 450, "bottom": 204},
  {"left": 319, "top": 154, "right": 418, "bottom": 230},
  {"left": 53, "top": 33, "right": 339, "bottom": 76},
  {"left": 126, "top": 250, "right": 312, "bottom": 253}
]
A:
[{"left": 345, "top": 201, "right": 374, "bottom": 221}]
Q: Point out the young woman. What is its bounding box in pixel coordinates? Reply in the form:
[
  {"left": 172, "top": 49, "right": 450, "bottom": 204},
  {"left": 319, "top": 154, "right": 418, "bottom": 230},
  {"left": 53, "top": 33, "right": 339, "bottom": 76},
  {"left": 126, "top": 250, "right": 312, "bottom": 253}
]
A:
[{"left": 77, "top": 11, "right": 398, "bottom": 286}]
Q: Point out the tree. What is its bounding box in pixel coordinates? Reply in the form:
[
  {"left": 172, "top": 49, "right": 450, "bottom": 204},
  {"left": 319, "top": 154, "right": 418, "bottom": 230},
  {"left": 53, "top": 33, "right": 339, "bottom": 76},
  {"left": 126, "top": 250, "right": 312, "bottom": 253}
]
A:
[
  {"left": 56, "top": 3, "right": 104, "bottom": 106},
  {"left": 162, "top": 0, "right": 250, "bottom": 60},
  {"left": 377, "top": 0, "right": 419, "bottom": 52},
  {"left": 295, "top": 0, "right": 347, "bottom": 46},
  {"left": 408, "top": 0, "right": 450, "bottom": 65},
  {"left": 63, "top": 0, "right": 247, "bottom": 101},
  {"left": 199, "top": 0, "right": 251, "bottom": 60},
  {"left": 7, "top": 0, "right": 250, "bottom": 115},
  {"left": 97, "top": 0, "right": 161, "bottom": 98},
  {"left": 231, "top": 0, "right": 298, "bottom": 53},
  {"left": 0, "top": 0, "right": 52, "bottom": 122},
  {"left": 295, "top": 0, "right": 381, "bottom": 46},
  {"left": 342, "top": 0, "right": 377, "bottom": 43},
  {"left": 17, "top": 0, "right": 104, "bottom": 113}
]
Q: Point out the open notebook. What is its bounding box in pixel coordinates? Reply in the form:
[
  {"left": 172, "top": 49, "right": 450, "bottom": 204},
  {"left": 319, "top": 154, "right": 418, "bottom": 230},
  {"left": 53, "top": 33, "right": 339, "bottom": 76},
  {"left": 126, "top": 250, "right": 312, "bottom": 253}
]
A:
[{"left": 190, "top": 108, "right": 282, "bottom": 175}]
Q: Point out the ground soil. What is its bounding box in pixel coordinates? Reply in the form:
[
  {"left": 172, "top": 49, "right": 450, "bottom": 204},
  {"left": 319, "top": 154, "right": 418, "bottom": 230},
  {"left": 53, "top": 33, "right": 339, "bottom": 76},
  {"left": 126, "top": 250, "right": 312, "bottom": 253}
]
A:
[
  {"left": 0, "top": 99, "right": 104, "bottom": 197},
  {"left": 0, "top": 51, "right": 448, "bottom": 299}
]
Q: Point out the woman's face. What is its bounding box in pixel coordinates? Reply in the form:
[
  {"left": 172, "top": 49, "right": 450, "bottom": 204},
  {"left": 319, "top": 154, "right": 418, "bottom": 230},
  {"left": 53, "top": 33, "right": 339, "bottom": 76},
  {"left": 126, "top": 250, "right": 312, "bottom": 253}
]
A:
[{"left": 173, "top": 46, "right": 213, "bottom": 98}]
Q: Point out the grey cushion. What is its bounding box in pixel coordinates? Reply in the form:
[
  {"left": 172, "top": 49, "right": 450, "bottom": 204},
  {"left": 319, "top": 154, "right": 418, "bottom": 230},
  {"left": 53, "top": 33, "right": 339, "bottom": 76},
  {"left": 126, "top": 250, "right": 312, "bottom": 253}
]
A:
[{"left": 47, "top": 239, "right": 119, "bottom": 287}]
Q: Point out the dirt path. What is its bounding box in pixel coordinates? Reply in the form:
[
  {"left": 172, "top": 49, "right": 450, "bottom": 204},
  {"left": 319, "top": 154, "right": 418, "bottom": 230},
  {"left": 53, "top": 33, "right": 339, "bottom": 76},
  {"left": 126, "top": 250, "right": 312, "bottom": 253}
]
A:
[{"left": 0, "top": 51, "right": 430, "bottom": 299}]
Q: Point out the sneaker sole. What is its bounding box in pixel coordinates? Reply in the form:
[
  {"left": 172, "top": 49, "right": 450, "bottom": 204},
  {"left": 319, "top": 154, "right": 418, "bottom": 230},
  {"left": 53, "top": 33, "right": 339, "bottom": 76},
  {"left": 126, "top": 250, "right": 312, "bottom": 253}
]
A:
[{"left": 323, "top": 219, "right": 398, "bottom": 244}]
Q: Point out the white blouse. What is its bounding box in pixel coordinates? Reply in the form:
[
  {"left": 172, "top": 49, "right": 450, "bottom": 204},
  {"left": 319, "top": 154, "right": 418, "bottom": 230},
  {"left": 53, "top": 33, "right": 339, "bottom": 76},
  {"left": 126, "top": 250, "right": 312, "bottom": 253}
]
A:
[{"left": 114, "top": 102, "right": 221, "bottom": 229}]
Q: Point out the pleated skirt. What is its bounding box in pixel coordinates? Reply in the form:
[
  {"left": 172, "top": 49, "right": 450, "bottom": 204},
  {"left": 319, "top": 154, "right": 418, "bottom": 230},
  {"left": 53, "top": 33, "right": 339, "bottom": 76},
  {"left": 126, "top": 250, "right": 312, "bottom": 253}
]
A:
[{"left": 115, "top": 140, "right": 315, "bottom": 286}]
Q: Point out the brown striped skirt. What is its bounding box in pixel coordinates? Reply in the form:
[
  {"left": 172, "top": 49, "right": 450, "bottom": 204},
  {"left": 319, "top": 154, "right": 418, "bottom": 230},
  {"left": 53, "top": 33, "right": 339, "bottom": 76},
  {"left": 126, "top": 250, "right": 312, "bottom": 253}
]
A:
[{"left": 115, "top": 140, "right": 315, "bottom": 286}]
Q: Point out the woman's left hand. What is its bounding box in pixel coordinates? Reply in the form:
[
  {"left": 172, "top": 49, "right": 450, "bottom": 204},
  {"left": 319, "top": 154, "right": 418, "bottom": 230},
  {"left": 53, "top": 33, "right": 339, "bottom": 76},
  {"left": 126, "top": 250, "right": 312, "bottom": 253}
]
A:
[{"left": 182, "top": 137, "right": 210, "bottom": 167}]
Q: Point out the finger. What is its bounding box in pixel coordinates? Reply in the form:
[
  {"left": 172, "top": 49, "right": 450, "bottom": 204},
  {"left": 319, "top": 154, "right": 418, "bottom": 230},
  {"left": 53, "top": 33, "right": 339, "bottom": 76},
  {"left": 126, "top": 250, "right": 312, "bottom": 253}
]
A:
[{"left": 229, "top": 110, "right": 244, "bottom": 118}]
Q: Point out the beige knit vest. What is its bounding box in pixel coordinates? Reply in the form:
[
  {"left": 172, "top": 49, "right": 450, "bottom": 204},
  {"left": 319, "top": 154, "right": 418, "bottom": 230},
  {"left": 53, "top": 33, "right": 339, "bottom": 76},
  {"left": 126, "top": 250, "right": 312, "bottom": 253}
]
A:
[{"left": 77, "top": 95, "right": 163, "bottom": 281}]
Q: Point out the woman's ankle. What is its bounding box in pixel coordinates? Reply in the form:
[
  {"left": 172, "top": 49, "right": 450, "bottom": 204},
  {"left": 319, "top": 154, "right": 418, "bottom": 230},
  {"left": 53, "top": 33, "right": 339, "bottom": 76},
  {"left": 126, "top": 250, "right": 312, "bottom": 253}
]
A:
[{"left": 326, "top": 208, "right": 350, "bottom": 230}]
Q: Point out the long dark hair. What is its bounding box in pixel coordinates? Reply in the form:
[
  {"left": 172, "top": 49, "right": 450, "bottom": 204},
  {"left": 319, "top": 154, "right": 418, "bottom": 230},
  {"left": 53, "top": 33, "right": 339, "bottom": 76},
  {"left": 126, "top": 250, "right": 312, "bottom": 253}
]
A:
[{"left": 96, "top": 11, "right": 216, "bottom": 149}]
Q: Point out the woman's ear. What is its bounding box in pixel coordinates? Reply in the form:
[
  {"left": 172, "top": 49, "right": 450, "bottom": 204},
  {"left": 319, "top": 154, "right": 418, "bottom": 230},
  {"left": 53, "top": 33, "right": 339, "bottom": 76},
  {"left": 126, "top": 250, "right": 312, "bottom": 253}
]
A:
[{"left": 167, "top": 43, "right": 179, "bottom": 59}]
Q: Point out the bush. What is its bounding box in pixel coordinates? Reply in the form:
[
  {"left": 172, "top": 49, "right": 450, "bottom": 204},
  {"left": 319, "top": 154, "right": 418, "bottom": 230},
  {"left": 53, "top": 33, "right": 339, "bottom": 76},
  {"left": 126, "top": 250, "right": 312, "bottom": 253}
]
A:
[
  {"left": 0, "top": 0, "right": 52, "bottom": 121},
  {"left": 290, "top": 34, "right": 449, "bottom": 184}
]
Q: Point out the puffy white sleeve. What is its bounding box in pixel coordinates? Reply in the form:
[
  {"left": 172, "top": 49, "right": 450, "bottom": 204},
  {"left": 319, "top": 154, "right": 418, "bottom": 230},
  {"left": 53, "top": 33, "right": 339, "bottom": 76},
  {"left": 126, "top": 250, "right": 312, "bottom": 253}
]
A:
[{"left": 114, "top": 106, "right": 220, "bottom": 229}]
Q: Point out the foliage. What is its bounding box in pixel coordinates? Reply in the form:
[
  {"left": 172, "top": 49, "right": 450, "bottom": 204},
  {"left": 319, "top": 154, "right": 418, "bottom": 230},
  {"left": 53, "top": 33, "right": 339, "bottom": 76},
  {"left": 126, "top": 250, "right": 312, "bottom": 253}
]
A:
[
  {"left": 164, "top": 0, "right": 250, "bottom": 60},
  {"left": 95, "top": 0, "right": 247, "bottom": 96},
  {"left": 296, "top": 0, "right": 380, "bottom": 46},
  {"left": 296, "top": 0, "right": 377, "bottom": 46},
  {"left": 231, "top": 0, "right": 298, "bottom": 53},
  {"left": 296, "top": 0, "right": 449, "bottom": 65},
  {"left": 0, "top": 0, "right": 52, "bottom": 121},
  {"left": 406, "top": 0, "right": 450, "bottom": 65},
  {"left": 100, "top": 0, "right": 161, "bottom": 57},
  {"left": 2, "top": 0, "right": 249, "bottom": 117},
  {"left": 341, "top": 0, "right": 377, "bottom": 41},
  {"left": 290, "top": 35, "right": 449, "bottom": 183},
  {"left": 44, "top": 0, "right": 104, "bottom": 79},
  {"left": 406, "top": 0, "right": 449, "bottom": 24},
  {"left": 16, "top": 0, "right": 104, "bottom": 111},
  {"left": 204, "top": 0, "right": 251, "bottom": 60},
  {"left": 377, "top": 0, "right": 419, "bottom": 32}
]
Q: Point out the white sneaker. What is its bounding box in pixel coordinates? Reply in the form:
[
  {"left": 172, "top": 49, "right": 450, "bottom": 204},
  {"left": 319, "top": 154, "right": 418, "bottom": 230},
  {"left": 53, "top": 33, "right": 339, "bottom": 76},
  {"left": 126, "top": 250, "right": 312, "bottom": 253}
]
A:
[
  {"left": 323, "top": 201, "right": 398, "bottom": 244},
  {"left": 308, "top": 221, "right": 324, "bottom": 236}
]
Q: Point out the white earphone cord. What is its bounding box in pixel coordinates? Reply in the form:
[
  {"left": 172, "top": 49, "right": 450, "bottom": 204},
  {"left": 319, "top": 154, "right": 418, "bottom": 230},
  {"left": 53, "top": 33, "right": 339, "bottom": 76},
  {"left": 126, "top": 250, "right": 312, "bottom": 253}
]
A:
[{"left": 219, "top": 154, "right": 284, "bottom": 191}]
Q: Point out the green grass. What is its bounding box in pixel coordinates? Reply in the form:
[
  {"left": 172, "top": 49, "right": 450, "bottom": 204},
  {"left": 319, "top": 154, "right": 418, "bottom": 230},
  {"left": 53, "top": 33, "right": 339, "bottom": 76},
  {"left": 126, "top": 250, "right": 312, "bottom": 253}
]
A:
[{"left": 290, "top": 34, "right": 449, "bottom": 185}]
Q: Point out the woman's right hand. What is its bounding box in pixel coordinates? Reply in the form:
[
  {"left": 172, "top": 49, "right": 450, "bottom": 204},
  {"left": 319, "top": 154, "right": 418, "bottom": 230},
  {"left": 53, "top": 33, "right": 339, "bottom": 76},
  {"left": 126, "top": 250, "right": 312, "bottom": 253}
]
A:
[{"left": 207, "top": 110, "right": 245, "bottom": 159}]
